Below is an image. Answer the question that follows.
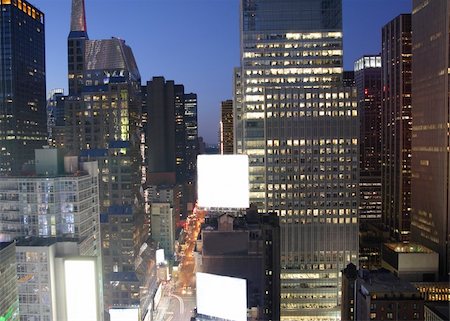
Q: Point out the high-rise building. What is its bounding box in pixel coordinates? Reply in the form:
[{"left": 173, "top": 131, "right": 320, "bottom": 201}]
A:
[
  {"left": 68, "top": 0, "right": 88, "bottom": 96},
  {"left": 46, "top": 89, "right": 65, "bottom": 147},
  {"left": 142, "top": 77, "right": 198, "bottom": 185},
  {"left": 65, "top": 0, "right": 147, "bottom": 312},
  {"left": 411, "top": 0, "right": 449, "bottom": 279},
  {"left": 142, "top": 77, "right": 198, "bottom": 221},
  {"left": 381, "top": 14, "right": 412, "bottom": 243},
  {"left": 220, "top": 100, "right": 234, "bottom": 154},
  {"left": 235, "top": 1, "right": 359, "bottom": 319},
  {"left": 0, "top": 149, "right": 100, "bottom": 257},
  {"left": 0, "top": 0, "right": 47, "bottom": 175},
  {"left": 0, "top": 242, "right": 18, "bottom": 321},
  {"left": 354, "top": 55, "right": 382, "bottom": 221},
  {"left": 184, "top": 93, "right": 198, "bottom": 184}
]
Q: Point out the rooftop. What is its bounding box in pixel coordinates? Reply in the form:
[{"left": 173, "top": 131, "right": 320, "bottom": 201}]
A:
[
  {"left": 385, "top": 242, "right": 434, "bottom": 254},
  {"left": 0, "top": 241, "right": 14, "bottom": 252},
  {"left": 359, "top": 269, "right": 420, "bottom": 295}
]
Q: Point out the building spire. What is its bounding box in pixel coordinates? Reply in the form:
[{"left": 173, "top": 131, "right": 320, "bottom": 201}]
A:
[{"left": 70, "top": 0, "right": 87, "bottom": 34}]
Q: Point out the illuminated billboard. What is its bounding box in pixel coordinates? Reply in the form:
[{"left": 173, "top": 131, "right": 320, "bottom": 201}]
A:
[
  {"left": 109, "top": 308, "right": 139, "bottom": 321},
  {"left": 156, "top": 248, "right": 165, "bottom": 265},
  {"left": 197, "top": 155, "right": 249, "bottom": 209},
  {"left": 64, "top": 259, "right": 99, "bottom": 321},
  {"left": 196, "top": 272, "right": 247, "bottom": 321}
]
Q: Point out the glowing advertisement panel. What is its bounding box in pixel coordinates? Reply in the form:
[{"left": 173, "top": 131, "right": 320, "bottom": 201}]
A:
[
  {"left": 109, "top": 308, "right": 139, "bottom": 321},
  {"left": 156, "top": 248, "right": 165, "bottom": 265},
  {"left": 196, "top": 272, "right": 247, "bottom": 321},
  {"left": 197, "top": 155, "right": 249, "bottom": 209},
  {"left": 64, "top": 259, "right": 98, "bottom": 321}
]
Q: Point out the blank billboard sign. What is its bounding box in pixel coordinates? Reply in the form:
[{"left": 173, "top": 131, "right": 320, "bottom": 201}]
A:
[
  {"left": 197, "top": 155, "right": 249, "bottom": 209},
  {"left": 109, "top": 308, "right": 139, "bottom": 321},
  {"left": 65, "top": 259, "right": 98, "bottom": 321},
  {"left": 196, "top": 272, "right": 247, "bottom": 321}
]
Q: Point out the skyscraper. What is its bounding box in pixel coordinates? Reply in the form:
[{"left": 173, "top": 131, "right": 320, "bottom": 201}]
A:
[
  {"left": 220, "top": 99, "right": 234, "bottom": 154},
  {"left": 142, "top": 77, "right": 198, "bottom": 219},
  {"left": 65, "top": 0, "right": 146, "bottom": 311},
  {"left": 142, "top": 77, "right": 198, "bottom": 185},
  {"left": 354, "top": 55, "right": 382, "bottom": 221},
  {"left": 0, "top": 0, "right": 47, "bottom": 175},
  {"left": 235, "top": 0, "right": 359, "bottom": 319},
  {"left": 411, "top": 0, "right": 450, "bottom": 279},
  {"left": 381, "top": 14, "right": 412, "bottom": 243}
]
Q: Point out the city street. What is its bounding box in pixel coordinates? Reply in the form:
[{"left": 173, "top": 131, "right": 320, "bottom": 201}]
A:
[{"left": 154, "top": 206, "right": 205, "bottom": 321}]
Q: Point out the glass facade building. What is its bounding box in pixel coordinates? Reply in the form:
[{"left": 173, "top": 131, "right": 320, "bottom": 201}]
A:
[
  {"left": 411, "top": 0, "right": 450, "bottom": 279},
  {"left": 0, "top": 0, "right": 47, "bottom": 175},
  {"left": 236, "top": 0, "right": 359, "bottom": 319}
]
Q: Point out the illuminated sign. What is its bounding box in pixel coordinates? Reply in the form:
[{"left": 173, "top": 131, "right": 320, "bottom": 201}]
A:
[
  {"left": 196, "top": 272, "right": 247, "bottom": 321},
  {"left": 64, "top": 259, "right": 98, "bottom": 321},
  {"left": 156, "top": 249, "right": 165, "bottom": 265},
  {"left": 197, "top": 155, "right": 249, "bottom": 209},
  {"left": 109, "top": 308, "right": 139, "bottom": 321}
]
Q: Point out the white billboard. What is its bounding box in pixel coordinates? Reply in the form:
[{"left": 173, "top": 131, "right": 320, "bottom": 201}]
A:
[
  {"left": 196, "top": 272, "right": 247, "bottom": 321},
  {"left": 64, "top": 259, "right": 99, "bottom": 321},
  {"left": 156, "top": 248, "right": 165, "bottom": 265},
  {"left": 109, "top": 308, "right": 139, "bottom": 321},
  {"left": 197, "top": 155, "right": 249, "bottom": 209}
]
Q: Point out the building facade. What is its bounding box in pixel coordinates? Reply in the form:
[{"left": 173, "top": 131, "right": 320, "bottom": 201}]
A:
[
  {"left": 46, "top": 89, "right": 65, "bottom": 148},
  {"left": 411, "top": 0, "right": 450, "bottom": 278},
  {"left": 198, "top": 212, "right": 280, "bottom": 321},
  {"left": 0, "top": 150, "right": 100, "bottom": 257},
  {"left": 235, "top": 1, "right": 359, "bottom": 318},
  {"left": 354, "top": 55, "right": 382, "bottom": 221},
  {"left": 381, "top": 14, "right": 412, "bottom": 243},
  {"left": 142, "top": 77, "right": 198, "bottom": 185},
  {"left": 353, "top": 268, "right": 423, "bottom": 321},
  {"left": 0, "top": 242, "right": 19, "bottom": 321},
  {"left": 65, "top": 0, "right": 147, "bottom": 312},
  {"left": 0, "top": 0, "right": 47, "bottom": 175},
  {"left": 220, "top": 100, "right": 234, "bottom": 154},
  {"left": 15, "top": 240, "right": 103, "bottom": 321}
]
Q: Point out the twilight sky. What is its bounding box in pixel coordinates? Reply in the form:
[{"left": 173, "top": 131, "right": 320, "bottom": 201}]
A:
[{"left": 32, "top": 0, "right": 412, "bottom": 144}]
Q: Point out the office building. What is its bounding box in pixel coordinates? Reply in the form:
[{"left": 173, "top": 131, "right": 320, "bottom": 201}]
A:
[
  {"left": 65, "top": 0, "right": 146, "bottom": 312},
  {"left": 0, "top": 0, "right": 47, "bottom": 175},
  {"left": 354, "top": 55, "right": 382, "bottom": 221},
  {"left": 342, "top": 265, "right": 424, "bottom": 321},
  {"left": 0, "top": 242, "right": 18, "bottom": 321},
  {"left": 411, "top": 0, "right": 450, "bottom": 278},
  {"left": 147, "top": 185, "right": 181, "bottom": 258},
  {"left": 356, "top": 269, "right": 424, "bottom": 321},
  {"left": 382, "top": 243, "right": 439, "bottom": 282},
  {"left": 16, "top": 239, "right": 102, "bottom": 321},
  {"left": 142, "top": 77, "right": 198, "bottom": 184},
  {"left": 46, "top": 89, "right": 65, "bottom": 148},
  {"left": 197, "top": 211, "right": 280, "bottom": 321},
  {"left": 235, "top": 1, "right": 359, "bottom": 319},
  {"left": 382, "top": 14, "right": 413, "bottom": 243},
  {"left": 414, "top": 282, "right": 450, "bottom": 302},
  {"left": 142, "top": 77, "right": 198, "bottom": 222},
  {"left": 184, "top": 93, "right": 198, "bottom": 184},
  {"left": 220, "top": 100, "right": 234, "bottom": 154},
  {"left": 0, "top": 149, "right": 100, "bottom": 257}
]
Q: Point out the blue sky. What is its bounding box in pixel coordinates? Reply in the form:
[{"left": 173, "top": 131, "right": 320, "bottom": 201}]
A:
[{"left": 31, "top": 0, "right": 411, "bottom": 144}]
